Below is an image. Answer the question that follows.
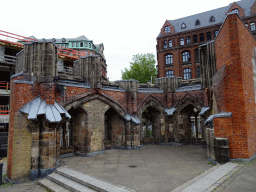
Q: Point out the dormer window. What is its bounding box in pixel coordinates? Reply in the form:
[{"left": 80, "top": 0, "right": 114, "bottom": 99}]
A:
[
  {"left": 209, "top": 16, "right": 215, "bottom": 22},
  {"left": 181, "top": 23, "right": 186, "bottom": 29},
  {"left": 231, "top": 9, "right": 239, "bottom": 14},
  {"left": 165, "top": 26, "right": 170, "bottom": 33},
  {"left": 195, "top": 19, "right": 200, "bottom": 26}
]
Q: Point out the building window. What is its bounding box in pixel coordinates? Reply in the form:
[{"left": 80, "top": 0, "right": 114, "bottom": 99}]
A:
[
  {"left": 207, "top": 32, "right": 212, "bottom": 41},
  {"left": 183, "top": 68, "right": 191, "bottom": 80},
  {"left": 200, "top": 33, "right": 204, "bottom": 42},
  {"left": 166, "top": 70, "right": 174, "bottom": 77},
  {"left": 165, "top": 26, "right": 170, "bottom": 33},
  {"left": 195, "top": 49, "right": 199, "bottom": 62},
  {"left": 181, "top": 23, "right": 186, "bottom": 29},
  {"left": 72, "top": 42, "right": 75, "bottom": 47},
  {"left": 84, "top": 42, "right": 88, "bottom": 47},
  {"left": 196, "top": 67, "right": 201, "bottom": 78},
  {"left": 76, "top": 42, "right": 79, "bottom": 47},
  {"left": 182, "top": 51, "right": 191, "bottom": 63},
  {"left": 195, "top": 19, "right": 200, "bottom": 26},
  {"left": 251, "top": 22, "right": 256, "bottom": 31},
  {"left": 165, "top": 54, "right": 173, "bottom": 65},
  {"left": 180, "top": 38, "right": 184, "bottom": 46},
  {"left": 186, "top": 36, "right": 191, "bottom": 45},
  {"left": 231, "top": 9, "right": 239, "bottom": 14},
  {"left": 209, "top": 16, "right": 215, "bottom": 22},
  {"left": 80, "top": 42, "right": 83, "bottom": 47},
  {"left": 214, "top": 30, "right": 219, "bottom": 37},
  {"left": 169, "top": 40, "right": 172, "bottom": 47},
  {"left": 193, "top": 35, "right": 198, "bottom": 43},
  {"left": 164, "top": 41, "right": 167, "bottom": 48}
]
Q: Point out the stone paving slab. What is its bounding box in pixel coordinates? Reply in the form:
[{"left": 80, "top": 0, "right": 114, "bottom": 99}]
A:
[{"left": 61, "top": 144, "right": 212, "bottom": 192}]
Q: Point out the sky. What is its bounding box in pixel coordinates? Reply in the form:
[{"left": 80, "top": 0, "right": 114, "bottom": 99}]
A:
[{"left": 1, "top": 0, "right": 236, "bottom": 81}]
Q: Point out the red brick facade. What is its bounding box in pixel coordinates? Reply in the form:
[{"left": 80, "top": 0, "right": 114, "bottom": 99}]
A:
[
  {"left": 213, "top": 13, "right": 256, "bottom": 159},
  {"left": 157, "top": 1, "right": 256, "bottom": 80}
]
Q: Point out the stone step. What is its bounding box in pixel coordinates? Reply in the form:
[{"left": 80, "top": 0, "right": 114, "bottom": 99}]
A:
[
  {"left": 39, "top": 178, "right": 71, "bottom": 192},
  {"left": 47, "top": 172, "right": 96, "bottom": 192},
  {"left": 171, "top": 162, "right": 239, "bottom": 192},
  {"left": 57, "top": 167, "right": 135, "bottom": 192}
]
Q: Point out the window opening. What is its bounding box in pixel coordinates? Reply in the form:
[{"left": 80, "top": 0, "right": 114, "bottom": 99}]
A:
[
  {"left": 166, "top": 70, "right": 174, "bottom": 77},
  {"left": 182, "top": 51, "right": 191, "bottom": 63},
  {"left": 200, "top": 33, "right": 204, "bottom": 42},
  {"left": 169, "top": 40, "right": 172, "bottom": 47},
  {"left": 181, "top": 23, "right": 186, "bottom": 29},
  {"left": 195, "top": 19, "right": 200, "bottom": 26},
  {"left": 183, "top": 68, "right": 191, "bottom": 79},
  {"left": 186, "top": 36, "right": 191, "bottom": 45},
  {"left": 207, "top": 32, "right": 212, "bottom": 41},
  {"left": 165, "top": 54, "right": 173, "bottom": 65},
  {"left": 164, "top": 41, "right": 167, "bottom": 48},
  {"left": 165, "top": 26, "right": 170, "bottom": 33},
  {"left": 209, "top": 16, "right": 215, "bottom": 22},
  {"left": 196, "top": 67, "right": 201, "bottom": 78},
  {"left": 180, "top": 38, "right": 184, "bottom": 46},
  {"left": 193, "top": 35, "right": 198, "bottom": 43}
]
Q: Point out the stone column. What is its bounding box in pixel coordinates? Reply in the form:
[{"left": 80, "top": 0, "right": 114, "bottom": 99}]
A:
[
  {"left": 125, "top": 121, "right": 132, "bottom": 149},
  {"left": 39, "top": 120, "right": 57, "bottom": 178}
]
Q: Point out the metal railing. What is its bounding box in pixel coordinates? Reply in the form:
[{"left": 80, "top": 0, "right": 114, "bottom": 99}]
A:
[
  {"left": 0, "top": 81, "right": 10, "bottom": 91},
  {"left": 0, "top": 54, "right": 16, "bottom": 65}
]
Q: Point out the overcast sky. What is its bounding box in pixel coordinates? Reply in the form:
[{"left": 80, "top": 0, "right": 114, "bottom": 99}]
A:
[{"left": 1, "top": 0, "right": 235, "bottom": 81}]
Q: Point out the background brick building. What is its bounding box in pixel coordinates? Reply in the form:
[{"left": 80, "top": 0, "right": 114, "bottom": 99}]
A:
[{"left": 157, "top": 0, "right": 256, "bottom": 80}]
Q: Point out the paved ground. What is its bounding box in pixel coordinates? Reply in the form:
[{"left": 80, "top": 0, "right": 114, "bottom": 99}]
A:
[
  {"left": 213, "top": 160, "right": 256, "bottom": 192},
  {"left": 61, "top": 144, "right": 212, "bottom": 192},
  {"left": 0, "top": 144, "right": 212, "bottom": 192}
]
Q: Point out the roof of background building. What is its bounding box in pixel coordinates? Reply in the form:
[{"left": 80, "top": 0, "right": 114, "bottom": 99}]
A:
[
  {"left": 29, "top": 35, "right": 90, "bottom": 43},
  {"left": 158, "top": 0, "right": 254, "bottom": 37}
]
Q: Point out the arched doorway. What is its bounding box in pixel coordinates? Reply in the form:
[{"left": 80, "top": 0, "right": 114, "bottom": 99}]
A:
[
  {"left": 60, "top": 106, "right": 89, "bottom": 155},
  {"left": 178, "top": 104, "right": 202, "bottom": 143},
  {"left": 104, "top": 107, "right": 125, "bottom": 148},
  {"left": 141, "top": 106, "right": 163, "bottom": 143}
]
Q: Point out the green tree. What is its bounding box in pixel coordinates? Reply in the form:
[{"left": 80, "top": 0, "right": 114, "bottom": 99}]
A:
[{"left": 121, "top": 53, "right": 157, "bottom": 84}]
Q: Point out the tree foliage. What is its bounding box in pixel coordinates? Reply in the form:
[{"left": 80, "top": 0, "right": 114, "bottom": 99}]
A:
[{"left": 121, "top": 53, "right": 157, "bottom": 84}]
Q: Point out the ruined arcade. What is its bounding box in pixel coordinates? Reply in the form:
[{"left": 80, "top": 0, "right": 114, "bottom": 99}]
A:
[{"left": 4, "top": 12, "right": 256, "bottom": 182}]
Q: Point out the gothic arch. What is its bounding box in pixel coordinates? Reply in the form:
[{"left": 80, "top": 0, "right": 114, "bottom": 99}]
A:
[
  {"left": 65, "top": 93, "right": 126, "bottom": 118},
  {"left": 137, "top": 95, "right": 165, "bottom": 119},
  {"left": 175, "top": 93, "right": 203, "bottom": 114}
]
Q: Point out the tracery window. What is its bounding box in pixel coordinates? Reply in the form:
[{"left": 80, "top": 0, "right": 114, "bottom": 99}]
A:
[
  {"left": 181, "top": 23, "right": 186, "bottom": 29},
  {"left": 183, "top": 68, "right": 191, "bottom": 80},
  {"left": 165, "top": 54, "right": 173, "bottom": 65}
]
